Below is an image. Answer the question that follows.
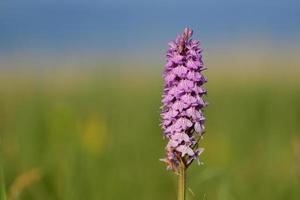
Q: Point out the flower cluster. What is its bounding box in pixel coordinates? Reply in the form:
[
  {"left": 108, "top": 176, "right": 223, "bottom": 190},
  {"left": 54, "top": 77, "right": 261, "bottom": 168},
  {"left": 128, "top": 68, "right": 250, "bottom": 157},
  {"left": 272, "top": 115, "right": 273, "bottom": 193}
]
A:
[{"left": 160, "top": 28, "right": 207, "bottom": 171}]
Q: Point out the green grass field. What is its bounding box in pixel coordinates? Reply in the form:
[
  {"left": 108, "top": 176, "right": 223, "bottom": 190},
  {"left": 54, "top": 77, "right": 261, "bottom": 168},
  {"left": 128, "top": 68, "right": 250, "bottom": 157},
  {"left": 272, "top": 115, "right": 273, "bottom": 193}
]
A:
[{"left": 1, "top": 68, "right": 300, "bottom": 200}]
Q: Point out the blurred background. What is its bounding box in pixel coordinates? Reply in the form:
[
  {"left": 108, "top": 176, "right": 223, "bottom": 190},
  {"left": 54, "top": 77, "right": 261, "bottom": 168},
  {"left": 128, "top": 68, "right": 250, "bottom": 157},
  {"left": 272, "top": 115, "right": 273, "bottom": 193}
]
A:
[{"left": 1, "top": 0, "right": 300, "bottom": 199}]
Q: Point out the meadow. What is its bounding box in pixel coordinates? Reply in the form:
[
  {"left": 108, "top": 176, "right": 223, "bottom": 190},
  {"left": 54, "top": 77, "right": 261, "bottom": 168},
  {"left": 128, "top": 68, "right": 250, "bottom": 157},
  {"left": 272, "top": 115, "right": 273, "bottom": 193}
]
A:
[{"left": 1, "top": 54, "right": 300, "bottom": 200}]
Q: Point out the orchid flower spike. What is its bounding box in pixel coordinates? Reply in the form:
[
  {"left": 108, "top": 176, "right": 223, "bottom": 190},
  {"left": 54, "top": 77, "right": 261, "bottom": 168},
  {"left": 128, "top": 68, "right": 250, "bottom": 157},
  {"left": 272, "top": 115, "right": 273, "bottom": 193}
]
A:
[{"left": 160, "top": 27, "right": 207, "bottom": 172}]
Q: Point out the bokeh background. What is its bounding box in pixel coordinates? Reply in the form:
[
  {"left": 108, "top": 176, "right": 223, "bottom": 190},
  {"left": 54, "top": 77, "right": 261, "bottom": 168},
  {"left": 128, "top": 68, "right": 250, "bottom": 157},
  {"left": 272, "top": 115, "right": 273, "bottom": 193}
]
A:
[{"left": 1, "top": 0, "right": 300, "bottom": 200}]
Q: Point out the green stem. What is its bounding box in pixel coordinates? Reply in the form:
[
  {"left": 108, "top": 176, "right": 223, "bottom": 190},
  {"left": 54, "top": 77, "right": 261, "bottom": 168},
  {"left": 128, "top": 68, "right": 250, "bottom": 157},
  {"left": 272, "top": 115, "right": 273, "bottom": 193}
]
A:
[{"left": 178, "top": 161, "right": 186, "bottom": 200}]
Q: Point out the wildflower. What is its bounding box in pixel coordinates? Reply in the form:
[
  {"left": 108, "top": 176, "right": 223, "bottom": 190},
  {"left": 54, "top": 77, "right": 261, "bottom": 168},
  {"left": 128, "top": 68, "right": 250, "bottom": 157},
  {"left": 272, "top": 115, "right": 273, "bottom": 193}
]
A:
[{"left": 160, "top": 28, "right": 207, "bottom": 171}]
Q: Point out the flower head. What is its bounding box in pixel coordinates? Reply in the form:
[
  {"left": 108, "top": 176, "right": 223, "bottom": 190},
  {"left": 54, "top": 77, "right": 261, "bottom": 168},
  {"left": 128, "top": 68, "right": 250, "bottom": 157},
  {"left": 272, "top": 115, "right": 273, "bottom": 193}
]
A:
[{"left": 160, "top": 28, "right": 207, "bottom": 171}]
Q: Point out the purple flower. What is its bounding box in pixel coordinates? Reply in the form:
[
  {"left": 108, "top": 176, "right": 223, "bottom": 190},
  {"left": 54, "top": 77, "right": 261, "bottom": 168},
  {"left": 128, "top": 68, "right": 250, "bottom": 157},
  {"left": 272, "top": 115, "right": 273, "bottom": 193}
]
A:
[
  {"left": 173, "top": 65, "right": 188, "bottom": 77},
  {"left": 171, "top": 132, "right": 190, "bottom": 143},
  {"left": 160, "top": 28, "right": 208, "bottom": 171},
  {"left": 176, "top": 145, "right": 194, "bottom": 157}
]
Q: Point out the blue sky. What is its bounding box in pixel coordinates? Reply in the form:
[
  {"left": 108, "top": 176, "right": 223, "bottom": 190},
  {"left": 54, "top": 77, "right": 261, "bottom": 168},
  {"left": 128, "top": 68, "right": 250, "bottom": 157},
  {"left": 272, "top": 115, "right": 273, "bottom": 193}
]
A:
[{"left": 1, "top": 0, "right": 300, "bottom": 56}]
